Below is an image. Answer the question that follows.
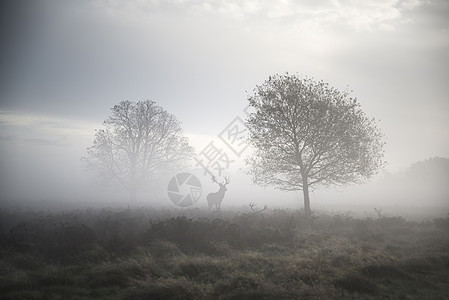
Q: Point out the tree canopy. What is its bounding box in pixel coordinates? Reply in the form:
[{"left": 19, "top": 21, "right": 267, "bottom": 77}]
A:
[
  {"left": 83, "top": 100, "right": 194, "bottom": 201},
  {"left": 245, "top": 74, "right": 385, "bottom": 215}
]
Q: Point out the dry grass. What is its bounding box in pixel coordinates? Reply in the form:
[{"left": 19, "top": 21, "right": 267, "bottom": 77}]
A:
[{"left": 0, "top": 207, "right": 448, "bottom": 299}]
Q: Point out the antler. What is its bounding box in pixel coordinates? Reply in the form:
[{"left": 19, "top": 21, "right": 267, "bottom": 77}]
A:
[
  {"left": 249, "top": 202, "right": 268, "bottom": 214},
  {"left": 249, "top": 202, "right": 256, "bottom": 211},
  {"left": 211, "top": 176, "right": 219, "bottom": 184},
  {"left": 211, "top": 176, "right": 230, "bottom": 185}
]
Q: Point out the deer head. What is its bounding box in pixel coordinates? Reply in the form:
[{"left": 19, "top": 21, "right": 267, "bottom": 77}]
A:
[{"left": 211, "top": 175, "right": 230, "bottom": 191}]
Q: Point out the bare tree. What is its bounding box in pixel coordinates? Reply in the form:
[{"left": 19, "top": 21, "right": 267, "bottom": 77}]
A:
[
  {"left": 207, "top": 176, "right": 230, "bottom": 211},
  {"left": 83, "top": 100, "right": 194, "bottom": 201},
  {"left": 245, "top": 74, "right": 385, "bottom": 216}
]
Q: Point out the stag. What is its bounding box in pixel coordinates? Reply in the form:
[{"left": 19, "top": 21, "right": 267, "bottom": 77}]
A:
[{"left": 207, "top": 176, "right": 230, "bottom": 211}]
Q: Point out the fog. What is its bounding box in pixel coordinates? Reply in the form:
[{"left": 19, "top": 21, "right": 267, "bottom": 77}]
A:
[{"left": 1, "top": 0, "right": 448, "bottom": 219}]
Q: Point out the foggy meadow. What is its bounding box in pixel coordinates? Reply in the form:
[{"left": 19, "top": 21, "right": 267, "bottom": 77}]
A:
[{"left": 1, "top": 0, "right": 448, "bottom": 299}]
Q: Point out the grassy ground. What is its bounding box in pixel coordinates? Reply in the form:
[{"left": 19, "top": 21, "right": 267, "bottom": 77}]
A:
[{"left": 0, "top": 207, "right": 448, "bottom": 299}]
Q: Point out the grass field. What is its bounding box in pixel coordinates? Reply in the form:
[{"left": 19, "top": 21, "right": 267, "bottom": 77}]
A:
[{"left": 1, "top": 207, "right": 448, "bottom": 299}]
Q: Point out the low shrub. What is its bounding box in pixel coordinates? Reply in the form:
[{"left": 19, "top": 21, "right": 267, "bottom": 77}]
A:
[
  {"left": 126, "top": 277, "right": 204, "bottom": 300},
  {"left": 334, "top": 273, "right": 378, "bottom": 295},
  {"left": 213, "top": 273, "right": 274, "bottom": 299},
  {"left": 361, "top": 264, "right": 408, "bottom": 279}
]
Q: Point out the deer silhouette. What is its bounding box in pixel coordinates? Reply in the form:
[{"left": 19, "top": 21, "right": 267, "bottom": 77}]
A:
[{"left": 207, "top": 176, "right": 229, "bottom": 211}]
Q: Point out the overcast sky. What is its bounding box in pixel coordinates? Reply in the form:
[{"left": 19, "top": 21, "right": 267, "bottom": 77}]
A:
[{"left": 0, "top": 0, "right": 448, "bottom": 210}]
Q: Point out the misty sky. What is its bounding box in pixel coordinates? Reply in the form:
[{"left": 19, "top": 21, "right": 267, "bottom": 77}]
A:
[{"left": 0, "top": 0, "right": 448, "bottom": 209}]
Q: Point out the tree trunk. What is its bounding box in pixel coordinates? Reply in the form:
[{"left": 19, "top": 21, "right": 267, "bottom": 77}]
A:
[{"left": 302, "top": 177, "right": 311, "bottom": 216}]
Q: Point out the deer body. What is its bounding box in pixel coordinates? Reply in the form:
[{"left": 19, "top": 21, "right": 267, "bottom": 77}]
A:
[{"left": 207, "top": 176, "right": 229, "bottom": 210}]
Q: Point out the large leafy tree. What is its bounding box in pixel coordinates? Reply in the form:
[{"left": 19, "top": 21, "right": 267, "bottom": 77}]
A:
[
  {"left": 245, "top": 74, "right": 385, "bottom": 215},
  {"left": 83, "top": 100, "right": 194, "bottom": 201}
]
